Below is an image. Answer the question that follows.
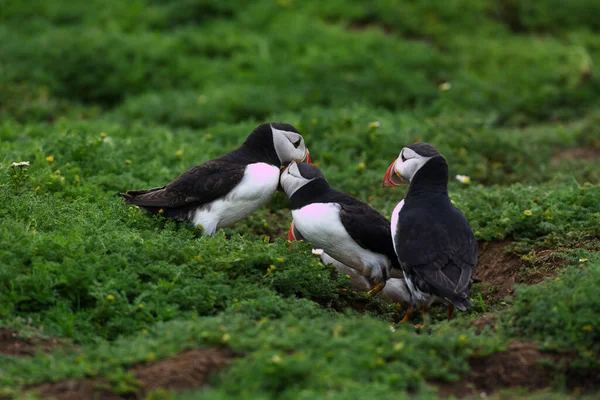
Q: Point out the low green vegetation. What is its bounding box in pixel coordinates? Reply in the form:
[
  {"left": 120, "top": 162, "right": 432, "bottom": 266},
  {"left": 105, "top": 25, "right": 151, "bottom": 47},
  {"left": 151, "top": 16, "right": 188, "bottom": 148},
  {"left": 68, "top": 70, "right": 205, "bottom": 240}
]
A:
[{"left": 1, "top": 1, "right": 599, "bottom": 398}]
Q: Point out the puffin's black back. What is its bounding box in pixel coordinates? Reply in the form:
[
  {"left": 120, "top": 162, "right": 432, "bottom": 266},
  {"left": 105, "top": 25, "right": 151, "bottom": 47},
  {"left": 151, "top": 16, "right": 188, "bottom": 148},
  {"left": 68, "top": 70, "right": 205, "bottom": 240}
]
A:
[{"left": 394, "top": 155, "right": 477, "bottom": 308}]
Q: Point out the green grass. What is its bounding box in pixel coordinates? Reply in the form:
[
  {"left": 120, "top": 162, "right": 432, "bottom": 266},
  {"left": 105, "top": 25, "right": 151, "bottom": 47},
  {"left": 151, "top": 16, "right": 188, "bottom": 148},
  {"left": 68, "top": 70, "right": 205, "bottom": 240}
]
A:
[{"left": 1, "top": 1, "right": 600, "bottom": 398}]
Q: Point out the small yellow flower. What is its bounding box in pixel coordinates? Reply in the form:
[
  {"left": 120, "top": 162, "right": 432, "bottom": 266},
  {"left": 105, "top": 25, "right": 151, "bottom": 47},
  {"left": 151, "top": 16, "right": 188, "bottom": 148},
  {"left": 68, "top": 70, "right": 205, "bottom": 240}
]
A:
[
  {"left": 221, "top": 333, "right": 230, "bottom": 343},
  {"left": 107, "top": 294, "right": 115, "bottom": 301},
  {"left": 357, "top": 162, "right": 366, "bottom": 171},
  {"left": 158, "top": 209, "right": 164, "bottom": 214},
  {"left": 393, "top": 342, "right": 405, "bottom": 351},
  {"left": 367, "top": 121, "right": 380, "bottom": 130},
  {"left": 524, "top": 210, "right": 533, "bottom": 216},
  {"left": 375, "top": 357, "right": 385, "bottom": 365},
  {"left": 459, "top": 335, "right": 467, "bottom": 343},
  {"left": 124, "top": 159, "right": 132, "bottom": 165},
  {"left": 439, "top": 82, "right": 452, "bottom": 91},
  {"left": 579, "top": 258, "right": 589, "bottom": 263},
  {"left": 455, "top": 175, "right": 470, "bottom": 184},
  {"left": 276, "top": 257, "right": 285, "bottom": 263},
  {"left": 146, "top": 352, "right": 156, "bottom": 361},
  {"left": 142, "top": 329, "right": 149, "bottom": 335},
  {"left": 175, "top": 150, "right": 183, "bottom": 157},
  {"left": 582, "top": 325, "right": 593, "bottom": 332},
  {"left": 265, "top": 265, "right": 276, "bottom": 275},
  {"left": 194, "top": 255, "right": 203, "bottom": 261},
  {"left": 35, "top": 186, "right": 40, "bottom": 191},
  {"left": 46, "top": 155, "right": 55, "bottom": 163},
  {"left": 271, "top": 354, "right": 282, "bottom": 364},
  {"left": 138, "top": 303, "right": 145, "bottom": 309},
  {"left": 100, "top": 132, "right": 108, "bottom": 139}
]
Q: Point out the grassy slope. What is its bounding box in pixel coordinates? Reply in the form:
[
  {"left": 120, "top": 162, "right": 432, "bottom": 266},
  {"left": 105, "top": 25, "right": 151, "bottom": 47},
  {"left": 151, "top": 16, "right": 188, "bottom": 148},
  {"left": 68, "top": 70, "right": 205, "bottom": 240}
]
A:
[{"left": 1, "top": 1, "right": 599, "bottom": 398}]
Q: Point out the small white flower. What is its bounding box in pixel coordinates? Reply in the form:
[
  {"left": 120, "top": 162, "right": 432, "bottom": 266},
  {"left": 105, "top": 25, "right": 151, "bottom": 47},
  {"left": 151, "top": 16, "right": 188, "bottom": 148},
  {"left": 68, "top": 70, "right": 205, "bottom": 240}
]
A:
[
  {"left": 11, "top": 161, "right": 30, "bottom": 167},
  {"left": 102, "top": 136, "right": 112, "bottom": 143},
  {"left": 439, "top": 82, "right": 452, "bottom": 91},
  {"left": 455, "top": 174, "right": 471, "bottom": 184},
  {"left": 311, "top": 249, "right": 324, "bottom": 256},
  {"left": 367, "top": 121, "right": 380, "bottom": 130}
]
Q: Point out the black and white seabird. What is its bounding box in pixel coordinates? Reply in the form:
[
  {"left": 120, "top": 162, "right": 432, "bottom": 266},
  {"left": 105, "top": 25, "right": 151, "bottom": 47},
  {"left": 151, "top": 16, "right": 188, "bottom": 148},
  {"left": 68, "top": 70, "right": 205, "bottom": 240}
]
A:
[
  {"left": 280, "top": 162, "right": 400, "bottom": 292},
  {"left": 288, "top": 220, "right": 411, "bottom": 303},
  {"left": 121, "top": 122, "right": 311, "bottom": 235},
  {"left": 383, "top": 142, "right": 477, "bottom": 324}
]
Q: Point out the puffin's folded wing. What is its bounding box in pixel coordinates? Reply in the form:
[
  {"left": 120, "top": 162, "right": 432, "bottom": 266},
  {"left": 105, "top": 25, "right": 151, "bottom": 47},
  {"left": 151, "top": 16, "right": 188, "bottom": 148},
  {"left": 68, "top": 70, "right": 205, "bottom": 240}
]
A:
[
  {"left": 122, "top": 161, "right": 246, "bottom": 208},
  {"left": 412, "top": 256, "right": 473, "bottom": 300},
  {"left": 338, "top": 203, "right": 399, "bottom": 267}
]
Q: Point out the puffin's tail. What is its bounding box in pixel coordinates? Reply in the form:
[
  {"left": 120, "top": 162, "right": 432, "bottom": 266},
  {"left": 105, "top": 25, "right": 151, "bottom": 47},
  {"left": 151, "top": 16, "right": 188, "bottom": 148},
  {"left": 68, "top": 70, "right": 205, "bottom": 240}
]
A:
[{"left": 119, "top": 187, "right": 165, "bottom": 205}]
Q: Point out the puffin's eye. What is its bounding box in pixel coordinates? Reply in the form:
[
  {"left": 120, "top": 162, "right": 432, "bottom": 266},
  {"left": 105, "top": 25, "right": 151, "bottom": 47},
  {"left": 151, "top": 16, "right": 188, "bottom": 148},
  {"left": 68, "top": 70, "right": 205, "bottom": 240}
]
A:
[
  {"left": 401, "top": 152, "right": 407, "bottom": 162},
  {"left": 292, "top": 138, "right": 301, "bottom": 149}
]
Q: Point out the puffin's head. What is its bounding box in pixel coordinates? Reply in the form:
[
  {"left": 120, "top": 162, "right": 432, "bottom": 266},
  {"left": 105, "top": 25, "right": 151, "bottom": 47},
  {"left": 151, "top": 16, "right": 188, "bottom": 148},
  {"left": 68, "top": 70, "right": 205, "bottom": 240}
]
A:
[
  {"left": 244, "top": 123, "right": 311, "bottom": 166},
  {"left": 280, "top": 161, "right": 327, "bottom": 198},
  {"left": 383, "top": 142, "right": 442, "bottom": 187}
]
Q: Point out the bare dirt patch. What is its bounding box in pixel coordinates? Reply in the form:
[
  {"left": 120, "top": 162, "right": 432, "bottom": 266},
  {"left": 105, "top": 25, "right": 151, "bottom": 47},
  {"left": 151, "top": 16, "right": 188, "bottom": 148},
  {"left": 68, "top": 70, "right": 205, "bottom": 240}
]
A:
[
  {"left": 475, "top": 241, "right": 524, "bottom": 300},
  {"left": 517, "top": 249, "right": 568, "bottom": 285},
  {"left": 475, "top": 242, "right": 572, "bottom": 302},
  {"left": 26, "top": 348, "right": 234, "bottom": 400},
  {"left": 435, "top": 342, "right": 599, "bottom": 398},
  {"left": 0, "top": 327, "right": 72, "bottom": 357},
  {"left": 470, "top": 312, "right": 499, "bottom": 335}
]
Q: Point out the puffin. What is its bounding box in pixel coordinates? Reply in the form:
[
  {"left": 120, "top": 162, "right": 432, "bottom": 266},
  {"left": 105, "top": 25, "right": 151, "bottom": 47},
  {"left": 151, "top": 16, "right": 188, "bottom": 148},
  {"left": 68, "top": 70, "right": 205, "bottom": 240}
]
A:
[
  {"left": 288, "top": 220, "right": 411, "bottom": 303},
  {"left": 383, "top": 142, "right": 477, "bottom": 325},
  {"left": 280, "top": 162, "right": 400, "bottom": 293},
  {"left": 120, "top": 122, "right": 311, "bottom": 236}
]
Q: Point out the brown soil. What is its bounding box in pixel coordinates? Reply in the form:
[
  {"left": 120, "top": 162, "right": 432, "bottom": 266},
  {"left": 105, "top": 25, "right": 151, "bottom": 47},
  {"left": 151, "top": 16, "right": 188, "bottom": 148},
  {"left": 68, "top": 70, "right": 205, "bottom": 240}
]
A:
[
  {"left": 474, "top": 241, "right": 524, "bottom": 300},
  {"left": 26, "top": 348, "right": 234, "bottom": 400},
  {"left": 435, "top": 342, "right": 600, "bottom": 398},
  {"left": 0, "top": 327, "right": 71, "bottom": 356},
  {"left": 517, "top": 249, "right": 568, "bottom": 285},
  {"left": 470, "top": 312, "right": 498, "bottom": 335}
]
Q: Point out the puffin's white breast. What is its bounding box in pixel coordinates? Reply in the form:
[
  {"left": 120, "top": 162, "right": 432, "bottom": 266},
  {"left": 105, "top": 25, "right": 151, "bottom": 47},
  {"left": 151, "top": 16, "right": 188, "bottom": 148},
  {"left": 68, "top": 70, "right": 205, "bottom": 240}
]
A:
[
  {"left": 390, "top": 199, "right": 405, "bottom": 255},
  {"left": 192, "top": 162, "right": 280, "bottom": 235},
  {"left": 292, "top": 202, "right": 390, "bottom": 281}
]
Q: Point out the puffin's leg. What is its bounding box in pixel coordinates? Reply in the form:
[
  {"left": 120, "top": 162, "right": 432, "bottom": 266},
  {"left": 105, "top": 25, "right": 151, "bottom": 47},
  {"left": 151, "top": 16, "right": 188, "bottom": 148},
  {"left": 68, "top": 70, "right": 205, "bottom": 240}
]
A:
[
  {"left": 447, "top": 305, "right": 455, "bottom": 321},
  {"left": 415, "top": 307, "right": 430, "bottom": 330},
  {"left": 401, "top": 306, "right": 413, "bottom": 323},
  {"left": 366, "top": 280, "right": 386, "bottom": 295}
]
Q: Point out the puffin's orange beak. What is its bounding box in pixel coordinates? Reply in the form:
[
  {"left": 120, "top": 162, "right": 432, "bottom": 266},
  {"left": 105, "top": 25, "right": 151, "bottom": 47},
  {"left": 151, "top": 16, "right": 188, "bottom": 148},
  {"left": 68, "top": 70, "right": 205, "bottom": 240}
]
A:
[
  {"left": 383, "top": 160, "right": 405, "bottom": 187},
  {"left": 304, "top": 150, "right": 312, "bottom": 164},
  {"left": 287, "top": 221, "right": 297, "bottom": 241}
]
